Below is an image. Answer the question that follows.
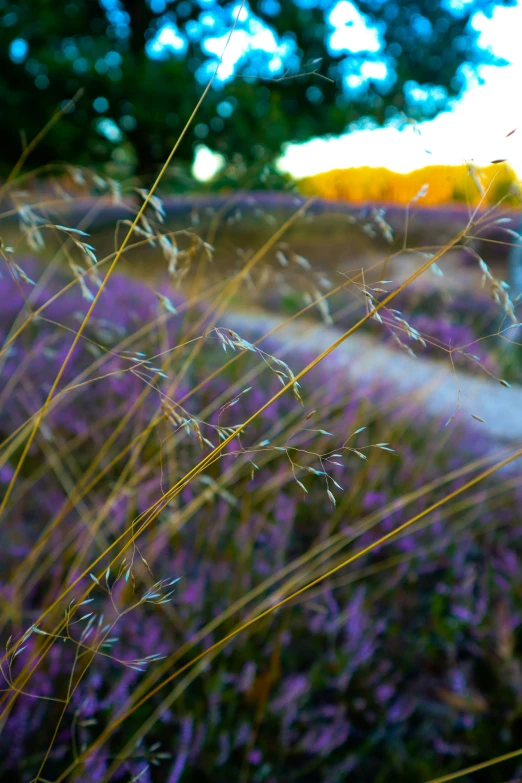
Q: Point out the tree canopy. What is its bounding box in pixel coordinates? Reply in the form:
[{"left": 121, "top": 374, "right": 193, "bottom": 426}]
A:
[{"left": 0, "top": 0, "right": 516, "bottom": 178}]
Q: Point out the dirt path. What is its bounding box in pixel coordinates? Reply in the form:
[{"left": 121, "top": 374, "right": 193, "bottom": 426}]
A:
[
  {"left": 5, "top": 193, "right": 513, "bottom": 293},
  {"left": 222, "top": 309, "right": 522, "bottom": 447}
]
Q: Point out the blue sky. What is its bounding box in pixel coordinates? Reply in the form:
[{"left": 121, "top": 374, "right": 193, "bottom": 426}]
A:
[
  {"left": 279, "top": 1, "right": 522, "bottom": 178},
  {"left": 193, "top": 1, "right": 522, "bottom": 180}
]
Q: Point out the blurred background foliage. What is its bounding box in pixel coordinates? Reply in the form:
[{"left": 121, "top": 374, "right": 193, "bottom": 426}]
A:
[
  {"left": 0, "top": 0, "right": 518, "bottom": 182},
  {"left": 299, "top": 162, "right": 521, "bottom": 206}
]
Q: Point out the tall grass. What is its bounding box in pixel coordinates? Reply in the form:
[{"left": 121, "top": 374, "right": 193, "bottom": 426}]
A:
[{"left": 1, "top": 29, "right": 522, "bottom": 783}]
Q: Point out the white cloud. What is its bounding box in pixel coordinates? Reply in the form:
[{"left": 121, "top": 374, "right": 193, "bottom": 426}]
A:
[{"left": 279, "top": 2, "right": 522, "bottom": 178}]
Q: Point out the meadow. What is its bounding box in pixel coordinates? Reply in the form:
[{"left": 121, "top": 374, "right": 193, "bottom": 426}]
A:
[
  {"left": 5, "top": 0, "right": 522, "bottom": 776},
  {"left": 0, "top": 153, "right": 522, "bottom": 783}
]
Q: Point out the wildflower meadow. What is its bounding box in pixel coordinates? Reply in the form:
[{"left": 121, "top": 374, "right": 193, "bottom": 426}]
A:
[{"left": 2, "top": 1, "right": 522, "bottom": 782}]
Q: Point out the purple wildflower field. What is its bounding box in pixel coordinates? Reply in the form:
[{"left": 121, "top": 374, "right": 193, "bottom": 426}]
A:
[
  {"left": 3, "top": 0, "right": 522, "bottom": 777},
  {"left": 1, "top": 217, "right": 522, "bottom": 783}
]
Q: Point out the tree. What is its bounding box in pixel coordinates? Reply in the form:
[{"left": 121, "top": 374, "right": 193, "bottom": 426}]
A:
[{"left": 0, "top": 0, "right": 516, "bottom": 178}]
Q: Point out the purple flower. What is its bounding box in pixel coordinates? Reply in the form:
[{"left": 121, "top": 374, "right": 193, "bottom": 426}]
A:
[
  {"left": 247, "top": 748, "right": 262, "bottom": 765},
  {"left": 0, "top": 254, "right": 519, "bottom": 783}
]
